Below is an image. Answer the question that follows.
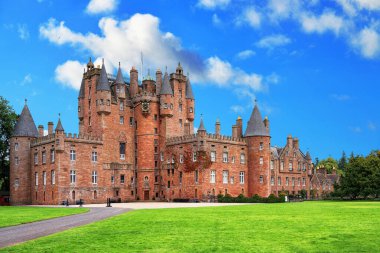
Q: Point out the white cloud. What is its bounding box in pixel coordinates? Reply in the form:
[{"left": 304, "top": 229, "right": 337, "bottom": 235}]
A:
[
  {"left": 335, "top": 0, "right": 357, "bottom": 16},
  {"left": 212, "top": 14, "right": 222, "bottom": 26},
  {"left": 21, "top": 74, "right": 32, "bottom": 85},
  {"left": 55, "top": 60, "right": 86, "bottom": 90},
  {"left": 351, "top": 27, "right": 380, "bottom": 58},
  {"left": 330, "top": 94, "right": 351, "bottom": 101},
  {"left": 354, "top": 0, "right": 380, "bottom": 11},
  {"left": 230, "top": 105, "right": 245, "bottom": 114},
  {"left": 17, "top": 24, "right": 29, "bottom": 40},
  {"left": 236, "top": 7, "right": 262, "bottom": 29},
  {"left": 300, "top": 11, "right": 345, "bottom": 35},
  {"left": 86, "top": 0, "right": 118, "bottom": 14},
  {"left": 236, "top": 50, "right": 255, "bottom": 60},
  {"left": 256, "top": 34, "right": 291, "bottom": 49},
  {"left": 268, "top": 0, "right": 301, "bottom": 21},
  {"left": 197, "top": 0, "right": 230, "bottom": 9}
]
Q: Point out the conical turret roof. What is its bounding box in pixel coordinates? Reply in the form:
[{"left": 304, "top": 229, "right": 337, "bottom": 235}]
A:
[
  {"left": 198, "top": 117, "right": 206, "bottom": 132},
  {"left": 97, "top": 60, "right": 110, "bottom": 91},
  {"left": 160, "top": 71, "right": 173, "bottom": 95},
  {"left": 78, "top": 78, "right": 85, "bottom": 98},
  {"left": 13, "top": 102, "right": 38, "bottom": 137},
  {"left": 55, "top": 117, "right": 64, "bottom": 132},
  {"left": 186, "top": 76, "right": 194, "bottom": 99},
  {"left": 244, "top": 103, "right": 269, "bottom": 137},
  {"left": 115, "top": 63, "right": 124, "bottom": 85},
  {"left": 305, "top": 151, "right": 311, "bottom": 160}
]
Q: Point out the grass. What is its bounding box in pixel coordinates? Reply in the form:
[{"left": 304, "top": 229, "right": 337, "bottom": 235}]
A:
[
  {"left": 0, "top": 206, "right": 88, "bottom": 228},
  {"left": 2, "top": 201, "right": 380, "bottom": 252}
]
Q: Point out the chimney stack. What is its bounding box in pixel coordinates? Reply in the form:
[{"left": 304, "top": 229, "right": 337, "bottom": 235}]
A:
[
  {"left": 215, "top": 119, "right": 220, "bottom": 136},
  {"left": 38, "top": 125, "right": 44, "bottom": 137},
  {"left": 48, "top": 122, "right": 54, "bottom": 135}
]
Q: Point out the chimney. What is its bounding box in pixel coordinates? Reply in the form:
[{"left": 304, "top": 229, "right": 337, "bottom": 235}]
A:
[
  {"left": 38, "top": 125, "right": 44, "bottom": 137},
  {"left": 156, "top": 69, "right": 162, "bottom": 95},
  {"left": 263, "top": 116, "right": 270, "bottom": 131},
  {"left": 48, "top": 122, "right": 54, "bottom": 135},
  {"left": 287, "top": 135, "right": 293, "bottom": 148},
  {"left": 215, "top": 119, "right": 220, "bottom": 136},
  {"left": 293, "top": 138, "right": 299, "bottom": 150},
  {"left": 236, "top": 117, "right": 243, "bottom": 137},
  {"left": 130, "top": 66, "right": 139, "bottom": 97},
  {"left": 232, "top": 125, "right": 238, "bottom": 139}
]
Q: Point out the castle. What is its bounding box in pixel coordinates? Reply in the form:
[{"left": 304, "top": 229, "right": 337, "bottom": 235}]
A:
[{"left": 9, "top": 59, "right": 313, "bottom": 205}]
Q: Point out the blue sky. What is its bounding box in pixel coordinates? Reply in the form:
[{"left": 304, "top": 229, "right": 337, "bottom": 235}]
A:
[{"left": 0, "top": 0, "right": 379, "bottom": 160}]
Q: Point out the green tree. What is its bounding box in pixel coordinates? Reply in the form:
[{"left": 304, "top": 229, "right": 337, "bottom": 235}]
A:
[
  {"left": 338, "top": 151, "right": 347, "bottom": 173},
  {"left": 0, "top": 96, "right": 18, "bottom": 192},
  {"left": 318, "top": 157, "right": 339, "bottom": 173}
]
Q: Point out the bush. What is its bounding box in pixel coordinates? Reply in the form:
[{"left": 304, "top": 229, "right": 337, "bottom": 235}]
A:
[{"left": 217, "top": 194, "right": 285, "bottom": 203}]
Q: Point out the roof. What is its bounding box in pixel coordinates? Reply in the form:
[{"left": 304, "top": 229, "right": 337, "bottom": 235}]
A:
[
  {"left": 115, "top": 64, "right": 125, "bottom": 84},
  {"left": 198, "top": 117, "right": 206, "bottom": 132},
  {"left": 13, "top": 104, "right": 38, "bottom": 137},
  {"left": 160, "top": 72, "right": 173, "bottom": 95},
  {"left": 78, "top": 78, "right": 85, "bottom": 98},
  {"left": 97, "top": 62, "right": 111, "bottom": 91},
  {"left": 185, "top": 76, "right": 194, "bottom": 99},
  {"left": 305, "top": 151, "right": 312, "bottom": 160},
  {"left": 244, "top": 104, "right": 269, "bottom": 137},
  {"left": 55, "top": 118, "right": 64, "bottom": 132},
  {"left": 270, "top": 147, "right": 279, "bottom": 158}
]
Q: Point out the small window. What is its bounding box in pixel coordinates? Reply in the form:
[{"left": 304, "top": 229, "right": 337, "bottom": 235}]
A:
[
  {"left": 163, "top": 103, "right": 168, "bottom": 109},
  {"left": 34, "top": 153, "right": 38, "bottom": 165},
  {"left": 179, "top": 119, "right": 182, "bottom": 128},
  {"left": 154, "top": 128, "right": 158, "bottom": 134},
  {"left": 160, "top": 152, "right": 164, "bottom": 162},
  {"left": 179, "top": 104, "right": 183, "bottom": 112},
  {"left": 50, "top": 150, "right": 55, "bottom": 163},
  {"left": 92, "top": 171, "right": 98, "bottom": 184},
  {"left": 302, "top": 177, "right": 306, "bottom": 186},
  {"left": 270, "top": 160, "right": 274, "bottom": 170},
  {"left": 41, "top": 151, "right": 46, "bottom": 164},
  {"left": 211, "top": 151, "right": 216, "bottom": 162},
  {"left": 230, "top": 176, "right": 234, "bottom": 184},
  {"left": 14, "top": 143, "right": 19, "bottom": 151},
  {"left": 239, "top": 172, "right": 245, "bottom": 184},
  {"left": 280, "top": 161, "right": 284, "bottom": 171},
  {"left": 120, "top": 142, "right": 126, "bottom": 160},
  {"left": 129, "top": 117, "right": 133, "bottom": 126},
  {"left": 259, "top": 175, "right": 264, "bottom": 184},
  {"left": 92, "top": 151, "right": 98, "bottom": 162},
  {"left": 289, "top": 161, "right": 293, "bottom": 171},
  {"left": 195, "top": 170, "right": 199, "bottom": 184},
  {"left": 189, "top": 107, "right": 193, "bottom": 113},
  {"left": 70, "top": 170, "right": 76, "bottom": 184},
  {"left": 120, "top": 116, "right": 124, "bottom": 124},
  {"left": 120, "top": 174, "right": 125, "bottom": 184},
  {"left": 15, "top": 156, "right": 19, "bottom": 165},
  {"left": 154, "top": 114, "right": 157, "bottom": 121},
  {"left": 51, "top": 170, "right": 55, "bottom": 185},
  {"left": 278, "top": 177, "right": 281, "bottom": 186},
  {"left": 70, "top": 150, "right": 76, "bottom": 161},
  {"left": 259, "top": 157, "right": 263, "bottom": 165},
  {"left": 193, "top": 152, "right": 197, "bottom": 162},
  {"left": 210, "top": 170, "right": 216, "bottom": 183},
  {"left": 180, "top": 154, "right": 184, "bottom": 163},
  {"left": 231, "top": 156, "right": 235, "bottom": 163},
  {"left": 286, "top": 177, "right": 289, "bottom": 186},
  {"left": 259, "top": 142, "right": 263, "bottom": 150},
  {"left": 43, "top": 171, "right": 47, "bottom": 185},
  {"left": 111, "top": 175, "right": 114, "bottom": 184},
  {"left": 240, "top": 154, "right": 245, "bottom": 164},
  {"left": 35, "top": 172, "right": 38, "bottom": 186},
  {"left": 167, "top": 180, "right": 171, "bottom": 188},
  {"left": 223, "top": 152, "right": 228, "bottom": 163},
  {"left": 223, "top": 171, "right": 229, "bottom": 184}
]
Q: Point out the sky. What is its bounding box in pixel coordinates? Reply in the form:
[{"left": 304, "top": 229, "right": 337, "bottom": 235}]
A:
[{"left": 0, "top": 0, "right": 379, "bottom": 161}]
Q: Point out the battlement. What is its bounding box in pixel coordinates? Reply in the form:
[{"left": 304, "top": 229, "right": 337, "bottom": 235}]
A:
[
  {"left": 31, "top": 134, "right": 56, "bottom": 147},
  {"left": 132, "top": 91, "right": 159, "bottom": 103},
  {"left": 166, "top": 133, "right": 246, "bottom": 146},
  {"left": 30, "top": 133, "right": 102, "bottom": 147}
]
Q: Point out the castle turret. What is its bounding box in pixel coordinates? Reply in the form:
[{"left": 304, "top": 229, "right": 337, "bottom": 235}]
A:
[
  {"left": 130, "top": 66, "right": 139, "bottom": 97},
  {"left": 185, "top": 75, "right": 195, "bottom": 121},
  {"left": 215, "top": 118, "right": 220, "bottom": 136},
  {"left": 245, "top": 103, "right": 271, "bottom": 197},
  {"left": 96, "top": 60, "right": 111, "bottom": 115},
  {"left": 159, "top": 70, "right": 173, "bottom": 117},
  {"left": 142, "top": 69, "right": 156, "bottom": 94},
  {"left": 10, "top": 100, "right": 39, "bottom": 205},
  {"left": 115, "top": 62, "right": 126, "bottom": 99},
  {"left": 156, "top": 69, "right": 162, "bottom": 95},
  {"left": 197, "top": 116, "right": 206, "bottom": 137},
  {"left": 55, "top": 115, "right": 65, "bottom": 152}
]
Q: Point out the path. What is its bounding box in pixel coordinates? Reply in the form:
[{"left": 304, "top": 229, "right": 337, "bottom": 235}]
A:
[{"left": 0, "top": 207, "right": 130, "bottom": 248}]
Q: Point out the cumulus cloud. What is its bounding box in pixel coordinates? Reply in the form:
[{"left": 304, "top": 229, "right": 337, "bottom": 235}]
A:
[
  {"left": 235, "top": 7, "right": 262, "bottom": 29},
  {"left": 256, "top": 34, "right": 291, "bottom": 49},
  {"left": 21, "top": 74, "right": 32, "bottom": 86},
  {"left": 230, "top": 105, "right": 245, "bottom": 114},
  {"left": 17, "top": 24, "right": 29, "bottom": 40},
  {"left": 354, "top": 0, "right": 380, "bottom": 11},
  {"left": 197, "top": 0, "right": 230, "bottom": 9},
  {"left": 236, "top": 50, "right": 255, "bottom": 60},
  {"left": 335, "top": 0, "right": 357, "bottom": 16},
  {"left": 351, "top": 27, "right": 380, "bottom": 59},
  {"left": 212, "top": 14, "right": 222, "bottom": 26},
  {"left": 300, "top": 11, "right": 345, "bottom": 35},
  {"left": 40, "top": 14, "right": 273, "bottom": 95},
  {"left": 86, "top": 0, "right": 118, "bottom": 14},
  {"left": 268, "top": 0, "right": 301, "bottom": 21}
]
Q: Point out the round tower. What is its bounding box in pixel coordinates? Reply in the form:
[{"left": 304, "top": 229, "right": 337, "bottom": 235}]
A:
[
  {"left": 185, "top": 75, "right": 195, "bottom": 122},
  {"left": 159, "top": 70, "right": 173, "bottom": 118},
  {"left": 10, "top": 100, "right": 39, "bottom": 205},
  {"left": 245, "top": 103, "right": 271, "bottom": 197},
  {"left": 96, "top": 60, "right": 111, "bottom": 115}
]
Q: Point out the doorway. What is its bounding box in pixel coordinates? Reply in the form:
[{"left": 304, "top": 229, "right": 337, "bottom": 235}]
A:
[{"left": 144, "top": 190, "right": 149, "bottom": 200}]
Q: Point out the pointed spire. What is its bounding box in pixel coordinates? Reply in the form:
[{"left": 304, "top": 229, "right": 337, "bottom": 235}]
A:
[
  {"left": 13, "top": 102, "right": 39, "bottom": 137},
  {"left": 198, "top": 114, "right": 206, "bottom": 132},
  {"left": 78, "top": 77, "right": 85, "bottom": 98},
  {"left": 244, "top": 103, "right": 269, "bottom": 137},
  {"left": 97, "top": 59, "right": 110, "bottom": 91},
  {"left": 160, "top": 70, "right": 173, "bottom": 95},
  {"left": 305, "top": 151, "right": 312, "bottom": 161},
  {"left": 55, "top": 113, "right": 64, "bottom": 132},
  {"left": 186, "top": 73, "right": 194, "bottom": 99},
  {"left": 87, "top": 57, "right": 94, "bottom": 69},
  {"left": 115, "top": 62, "right": 124, "bottom": 84}
]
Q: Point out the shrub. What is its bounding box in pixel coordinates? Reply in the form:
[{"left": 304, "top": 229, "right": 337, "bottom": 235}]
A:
[{"left": 217, "top": 194, "right": 285, "bottom": 203}]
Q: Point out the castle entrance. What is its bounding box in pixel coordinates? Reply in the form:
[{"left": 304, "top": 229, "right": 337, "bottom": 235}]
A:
[{"left": 144, "top": 190, "right": 149, "bottom": 200}]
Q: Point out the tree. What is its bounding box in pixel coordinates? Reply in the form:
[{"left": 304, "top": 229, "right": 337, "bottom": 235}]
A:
[
  {"left": 0, "top": 96, "right": 18, "bottom": 192},
  {"left": 318, "top": 157, "right": 339, "bottom": 173},
  {"left": 338, "top": 151, "right": 347, "bottom": 173}
]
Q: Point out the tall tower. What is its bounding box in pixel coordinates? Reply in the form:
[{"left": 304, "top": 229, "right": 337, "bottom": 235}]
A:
[
  {"left": 10, "top": 101, "right": 39, "bottom": 205},
  {"left": 185, "top": 75, "right": 195, "bottom": 129},
  {"left": 245, "top": 103, "right": 271, "bottom": 197}
]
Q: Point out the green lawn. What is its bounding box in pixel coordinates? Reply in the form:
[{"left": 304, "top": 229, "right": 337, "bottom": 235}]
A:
[
  {"left": 2, "top": 202, "right": 380, "bottom": 252},
  {"left": 0, "top": 206, "right": 88, "bottom": 228}
]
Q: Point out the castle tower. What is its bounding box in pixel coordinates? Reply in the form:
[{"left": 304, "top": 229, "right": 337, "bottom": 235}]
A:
[
  {"left": 159, "top": 70, "right": 174, "bottom": 119},
  {"left": 215, "top": 118, "right": 220, "bottom": 136},
  {"left": 129, "top": 67, "right": 139, "bottom": 97},
  {"left": 10, "top": 100, "right": 39, "bottom": 205},
  {"left": 245, "top": 103, "right": 271, "bottom": 197},
  {"left": 96, "top": 60, "right": 111, "bottom": 116},
  {"left": 155, "top": 69, "right": 162, "bottom": 95},
  {"left": 197, "top": 116, "right": 206, "bottom": 137},
  {"left": 115, "top": 62, "right": 126, "bottom": 99},
  {"left": 186, "top": 75, "right": 195, "bottom": 124},
  {"left": 78, "top": 74, "right": 85, "bottom": 134}
]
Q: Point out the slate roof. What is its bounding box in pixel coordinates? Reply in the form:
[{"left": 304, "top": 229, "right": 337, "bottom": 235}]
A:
[
  {"left": 185, "top": 76, "right": 194, "bottom": 99},
  {"left": 115, "top": 64, "right": 125, "bottom": 85},
  {"left": 97, "top": 62, "right": 111, "bottom": 91},
  {"left": 198, "top": 117, "right": 206, "bottom": 132},
  {"left": 55, "top": 118, "right": 64, "bottom": 132},
  {"left": 244, "top": 104, "right": 269, "bottom": 137},
  {"left": 78, "top": 78, "right": 85, "bottom": 98},
  {"left": 160, "top": 72, "right": 173, "bottom": 95},
  {"left": 13, "top": 104, "right": 38, "bottom": 137}
]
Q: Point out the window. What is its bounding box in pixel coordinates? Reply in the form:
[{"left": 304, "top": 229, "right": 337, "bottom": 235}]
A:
[
  {"left": 270, "top": 160, "right": 274, "bottom": 170},
  {"left": 193, "top": 152, "right": 197, "bottom": 162},
  {"left": 154, "top": 114, "right": 157, "bottom": 121},
  {"left": 303, "top": 164, "right": 306, "bottom": 172},
  {"left": 129, "top": 117, "right": 133, "bottom": 126},
  {"left": 179, "top": 172, "right": 183, "bottom": 184},
  {"left": 160, "top": 152, "right": 164, "bottom": 161},
  {"left": 259, "top": 175, "right": 264, "bottom": 184},
  {"left": 119, "top": 101, "right": 124, "bottom": 111},
  {"left": 70, "top": 170, "right": 76, "bottom": 184},
  {"left": 240, "top": 154, "right": 245, "bottom": 164},
  {"left": 278, "top": 177, "right": 281, "bottom": 186},
  {"left": 223, "top": 171, "right": 229, "bottom": 184},
  {"left": 40, "top": 151, "right": 45, "bottom": 164},
  {"left": 211, "top": 151, "right": 216, "bottom": 162},
  {"left": 35, "top": 172, "right": 38, "bottom": 186},
  {"left": 189, "top": 107, "right": 193, "bottom": 113},
  {"left": 120, "top": 175, "right": 125, "bottom": 184},
  {"left": 154, "top": 128, "right": 158, "bottom": 134},
  {"left": 298, "top": 162, "right": 301, "bottom": 171},
  {"left": 51, "top": 170, "right": 55, "bottom": 185},
  {"left": 179, "top": 154, "right": 184, "bottom": 163},
  {"left": 89, "top": 116, "right": 91, "bottom": 126},
  {"left": 239, "top": 172, "right": 245, "bottom": 184},
  {"left": 15, "top": 156, "right": 19, "bottom": 165},
  {"left": 179, "top": 104, "right": 182, "bottom": 112},
  {"left": 50, "top": 150, "right": 55, "bottom": 163},
  {"left": 259, "top": 157, "right": 263, "bottom": 165},
  {"left": 223, "top": 152, "right": 228, "bottom": 163},
  {"left": 195, "top": 170, "right": 199, "bottom": 184},
  {"left": 292, "top": 177, "right": 295, "bottom": 186},
  {"left": 120, "top": 142, "right": 126, "bottom": 160},
  {"left": 163, "top": 103, "right": 168, "bottom": 109},
  {"left": 170, "top": 104, "right": 173, "bottom": 109},
  {"left": 259, "top": 142, "right": 263, "bottom": 150},
  {"left": 298, "top": 177, "right": 301, "bottom": 186},
  {"left": 286, "top": 177, "right": 289, "bottom": 186},
  {"left": 167, "top": 181, "right": 170, "bottom": 188},
  {"left": 92, "top": 151, "right": 98, "bottom": 162},
  {"left": 34, "top": 153, "right": 38, "bottom": 165},
  {"left": 302, "top": 177, "right": 306, "bottom": 186},
  {"left": 210, "top": 170, "right": 216, "bottom": 183},
  {"left": 230, "top": 176, "right": 234, "bottom": 184},
  {"left": 92, "top": 171, "right": 98, "bottom": 184},
  {"left": 43, "top": 171, "right": 47, "bottom": 185},
  {"left": 280, "top": 161, "right": 284, "bottom": 171},
  {"left": 271, "top": 176, "right": 274, "bottom": 186},
  {"left": 111, "top": 175, "right": 114, "bottom": 184},
  {"left": 14, "top": 143, "right": 19, "bottom": 151},
  {"left": 179, "top": 119, "right": 182, "bottom": 128},
  {"left": 120, "top": 116, "right": 124, "bottom": 124},
  {"left": 289, "top": 161, "right": 293, "bottom": 171},
  {"left": 231, "top": 156, "right": 235, "bottom": 163},
  {"left": 78, "top": 106, "right": 81, "bottom": 112},
  {"left": 70, "top": 150, "right": 76, "bottom": 161}
]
